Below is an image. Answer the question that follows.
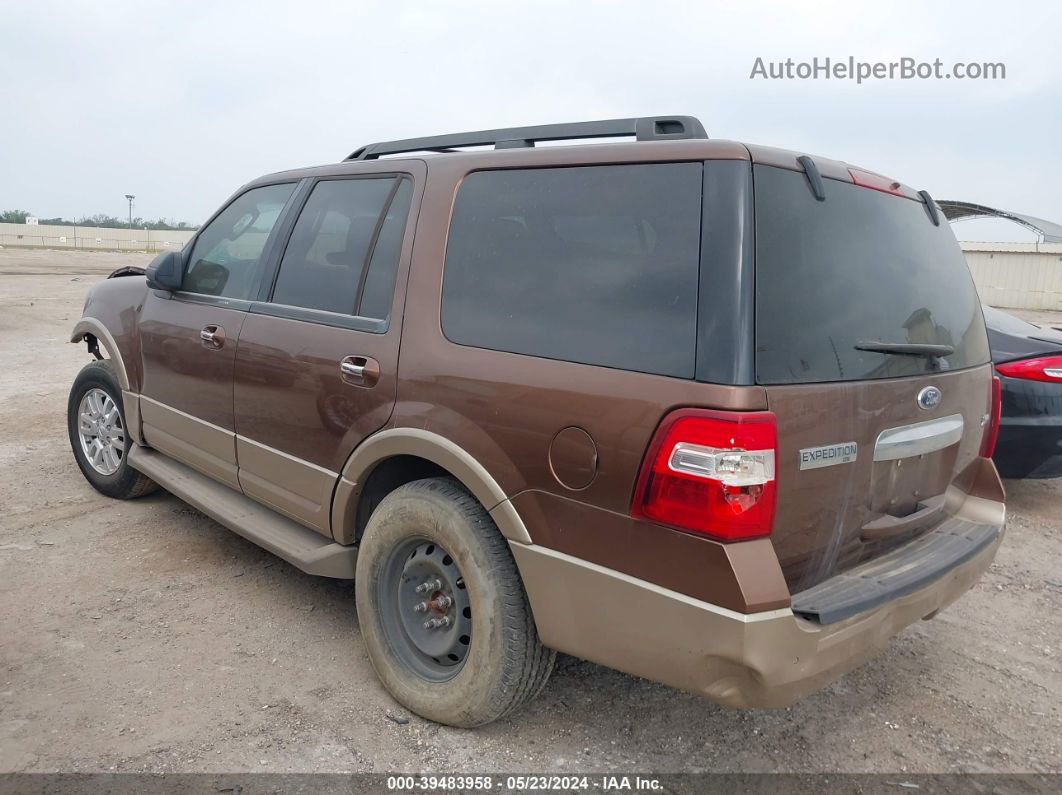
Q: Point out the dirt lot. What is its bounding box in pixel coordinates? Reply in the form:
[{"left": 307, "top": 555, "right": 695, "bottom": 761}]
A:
[{"left": 1, "top": 249, "right": 1060, "bottom": 775}]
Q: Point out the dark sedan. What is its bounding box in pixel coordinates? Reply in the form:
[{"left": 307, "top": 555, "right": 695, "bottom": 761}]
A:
[{"left": 983, "top": 305, "right": 1062, "bottom": 478}]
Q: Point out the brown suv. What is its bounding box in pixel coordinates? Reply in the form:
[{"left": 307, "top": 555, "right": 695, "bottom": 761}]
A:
[{"left": 68, "top": 115, "right": 1006, "bottom": 727}]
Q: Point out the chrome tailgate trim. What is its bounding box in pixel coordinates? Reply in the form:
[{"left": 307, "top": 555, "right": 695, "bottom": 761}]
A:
[{"left": 873, "top": 413, "right": 964, "bottom": 461}]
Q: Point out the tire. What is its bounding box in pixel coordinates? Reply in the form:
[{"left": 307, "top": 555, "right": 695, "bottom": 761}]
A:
[
  {"left": 355, "top": 477, "right": 554, "bottom": 727},
  {"left": 67, "top": 359, "right": 158, "bottom": 500}
]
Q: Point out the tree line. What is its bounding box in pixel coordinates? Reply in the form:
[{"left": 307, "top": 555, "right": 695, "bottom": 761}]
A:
[{"left": 0, "top": 209, "right": 199, "bottom": 231}]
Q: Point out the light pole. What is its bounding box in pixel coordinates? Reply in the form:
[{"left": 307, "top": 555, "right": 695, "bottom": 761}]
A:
[{"left": 124, "top": 194, "right": 135, "bottom": 231}]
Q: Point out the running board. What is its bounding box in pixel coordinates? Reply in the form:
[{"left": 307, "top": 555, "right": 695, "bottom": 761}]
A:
[{"left": 128, "top": 443, "right": 357, "bottom": 579}]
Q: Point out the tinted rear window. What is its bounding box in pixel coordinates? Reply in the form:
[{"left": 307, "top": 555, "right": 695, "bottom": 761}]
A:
[
  {"left": 754, "top": 165, "right": 990, "bottom": 384},
  {"left": 442, "top": 164, "right": 703, "bottom": 377},
  {"left": 271, "top": 177, "right": 398, "bottom": 316}
]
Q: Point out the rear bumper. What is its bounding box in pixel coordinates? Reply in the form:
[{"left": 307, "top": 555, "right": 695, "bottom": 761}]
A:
[
  {"left": 994, "top": 375, "right": 1062, "bottom": 478},
  {"left": 994, "top": 420, "right": 1062, "bottom": 479},
  {"left": 513, "top": 490, "right": 1004, "bottom": 709},
  {"left": 790, "top": 515, "right": 998, "bottom": 624}
]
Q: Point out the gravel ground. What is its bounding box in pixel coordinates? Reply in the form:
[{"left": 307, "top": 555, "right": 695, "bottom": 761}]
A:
[{"left": 1, "top": 249, "right": 1060, "bottom": 774}]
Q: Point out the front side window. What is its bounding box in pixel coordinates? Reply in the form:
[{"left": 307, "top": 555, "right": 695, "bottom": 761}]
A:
[
  {"left": 441, "top": 164, "right": 703, "bottom": 377},
  {"left": 184, "top": 183, "right": 294, "bottom": 299},
  {"left": 270, "top": 176, "right": 411, "bottom": 318}
]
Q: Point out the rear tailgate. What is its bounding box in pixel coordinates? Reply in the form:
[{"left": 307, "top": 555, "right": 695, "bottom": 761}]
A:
[
  {"left": 752, "top": 161, "right": 995, "bottom": 593},
  {"left": 766, "top": 367, "right": 991, "bottom": 593}
]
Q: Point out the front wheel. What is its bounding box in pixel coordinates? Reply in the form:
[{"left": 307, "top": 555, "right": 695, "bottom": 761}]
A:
[
  {"left": 67, "top": 360, "right": 157, "bottom": 499},
  {"left": 355, "top": 477, "right": 554, "bottom": 727}
]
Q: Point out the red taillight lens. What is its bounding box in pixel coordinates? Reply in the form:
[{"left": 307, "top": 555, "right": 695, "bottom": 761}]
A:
[
  {"left": 996, "top": 355, "right": 1062, "bottom": 383},
  {"left": 631, "top": 409, "right": 777, "bottom": 542},
  {"left": 980, "top": 376, "right": 1002, "bottom": 458}
]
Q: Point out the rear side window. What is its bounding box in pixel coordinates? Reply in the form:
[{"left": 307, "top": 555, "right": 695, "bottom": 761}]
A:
[
  {"left": 185, "top": 183, "right": 294, "bottom": 299},
  {"left": 442, "top": 164, "right": 703, "bottom": 377},
  {"left": 754, "top": 165, "right": 990, "bottom": 384},
  {"left": 271, "top": 176, "right": 410, "bottom": 318}
]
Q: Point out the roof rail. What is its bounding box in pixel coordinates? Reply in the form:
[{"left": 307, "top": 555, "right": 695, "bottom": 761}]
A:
[{"left": 345, "top": 115, "right": 707, "bottom": 161}]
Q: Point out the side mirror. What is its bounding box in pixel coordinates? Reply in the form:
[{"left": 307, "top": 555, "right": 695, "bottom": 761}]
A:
[{"left": 145, "top": 250, "right": 183, "bottom": 292}]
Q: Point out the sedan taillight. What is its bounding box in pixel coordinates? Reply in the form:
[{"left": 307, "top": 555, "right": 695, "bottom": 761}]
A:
[
  {"left": 995, "top": 355, "right": 1062, "bottom": 383},
  {"left": 631, "top": 409, "right": 777, "bottom": 542}
]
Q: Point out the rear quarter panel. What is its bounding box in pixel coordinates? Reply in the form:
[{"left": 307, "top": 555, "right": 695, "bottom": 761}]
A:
[{"left": 387, "top": 149, "right": 793, "bottom": 613}]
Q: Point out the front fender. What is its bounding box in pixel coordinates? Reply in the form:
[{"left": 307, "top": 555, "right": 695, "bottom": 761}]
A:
[
  {"left": 70, "top": 318, "right": 131, "bottom": 391},
  {"left": 70, "top": 275, "right": 148, "bottom": 392}
]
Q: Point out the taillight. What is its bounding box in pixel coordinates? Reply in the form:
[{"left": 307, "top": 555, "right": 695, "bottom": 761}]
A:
[
  {"left": 996, "top": 355, "right": 1062, "bottom": 383},
  {"left": 980, "top": 376, "right": 1001, "bottom": 458},
  {"left": 631, "top": 409, "right": 777, "bottom": 542}
]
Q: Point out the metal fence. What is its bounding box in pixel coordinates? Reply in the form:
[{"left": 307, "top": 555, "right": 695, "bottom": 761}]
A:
[{"left": 0, "top": 222, "right": 195, "bottom": 252}]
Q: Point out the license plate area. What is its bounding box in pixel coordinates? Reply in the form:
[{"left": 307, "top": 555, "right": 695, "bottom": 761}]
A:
[{"left": 868, "top": 414, "right": 964, "bottom": 519}]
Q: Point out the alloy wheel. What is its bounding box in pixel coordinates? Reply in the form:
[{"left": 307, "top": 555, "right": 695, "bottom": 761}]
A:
[{"left": 77, "top": 388, "right": 124, "bottom": 476}]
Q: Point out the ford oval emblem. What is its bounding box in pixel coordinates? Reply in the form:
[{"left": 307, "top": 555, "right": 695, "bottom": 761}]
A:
[{"left": 917, "top": 386, "right": 942, "bottom": 411}]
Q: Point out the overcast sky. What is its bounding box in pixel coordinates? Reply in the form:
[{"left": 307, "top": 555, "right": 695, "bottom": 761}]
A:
[{"left": 2, "top": 0, "right": 1058, "bottom": 241}]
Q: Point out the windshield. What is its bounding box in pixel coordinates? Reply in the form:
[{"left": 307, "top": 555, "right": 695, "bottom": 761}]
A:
[{"left": 754, "top": 164, "right": 990, "bottom": 384}]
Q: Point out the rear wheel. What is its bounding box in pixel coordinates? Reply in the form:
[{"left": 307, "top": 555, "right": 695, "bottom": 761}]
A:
[
  {"left": 355, "top": 477, "right": 554, "bottom": 727},
  {"left": 67, "top": 360, "right": 157, "bottom": 499}
]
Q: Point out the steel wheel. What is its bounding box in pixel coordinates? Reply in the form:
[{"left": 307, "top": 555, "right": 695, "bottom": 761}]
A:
[
  {"left": 379, "top": 538, "right": 473, "bottom": 682},
  {"left": 77, "top": 387, "right": 124, "bottom": 476},
  {"left": 356, "top": 478, "right": 555, "bottom": 726}
]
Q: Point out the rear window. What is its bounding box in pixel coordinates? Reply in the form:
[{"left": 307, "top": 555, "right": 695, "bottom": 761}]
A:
[
  {"left": 754, "top": 165, "right": 990, "bottom": 384},
  {"left": 442, "top": 164, "right": 703, "bottom": 378},
  {"left": 271, "top": 176, "right": 409, "bottom": 319}
]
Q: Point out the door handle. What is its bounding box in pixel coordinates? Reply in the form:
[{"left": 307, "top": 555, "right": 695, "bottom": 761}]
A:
[
  {"left": 339, "top": 355, "right": 380, "bottom": 386},
  {"left": 200, "top": 325, "right": 225, "bottom": 349},
  {"left": 340, "top": 360, "right": 364, "bottom": 378}
]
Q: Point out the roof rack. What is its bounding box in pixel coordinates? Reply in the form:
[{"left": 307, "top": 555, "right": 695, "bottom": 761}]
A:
[{"left": 345, "top": 115, "right": 707, "bottom": 161}]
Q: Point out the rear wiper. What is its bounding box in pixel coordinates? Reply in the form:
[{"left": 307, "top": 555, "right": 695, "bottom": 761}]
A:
[{"left": 854, "top": 341, "right": 955, "bottom": 358}]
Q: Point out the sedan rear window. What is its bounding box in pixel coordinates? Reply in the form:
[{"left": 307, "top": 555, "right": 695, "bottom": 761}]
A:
[{"left": 754, "top": 165, "right": 990, "bottom": 384}]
